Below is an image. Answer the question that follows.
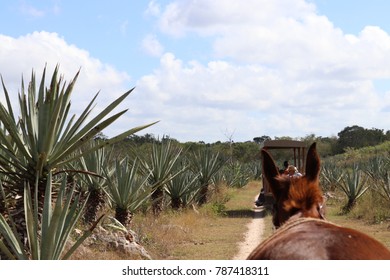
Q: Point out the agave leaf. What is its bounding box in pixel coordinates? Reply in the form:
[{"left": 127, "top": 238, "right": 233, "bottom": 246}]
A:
[
  {"left": 0, "top": 75, "right": 16, "bottom": 120},
  {"left": 57, "top": 121, "right": 159, "bottom": 166},
  {"left": 41, "top": 172, "right": 54, "bottom": 254},
  {"left": 24, "top": 181, "right": 40, "bottom": 259},
  {"left": 0, "top": 214, "right": 27, "bottom": 259},
  {"left": 0, "top": 181, "right": 27, "bottom": 259},
  {"left": 0, "top": 239, "right": 17, "bottom": 260},
  {"left": 0, "top": 102, "right": 30, "bottom": 160},
  {"left": 53, "top": 88, "right": 134, "bottom": 155}
]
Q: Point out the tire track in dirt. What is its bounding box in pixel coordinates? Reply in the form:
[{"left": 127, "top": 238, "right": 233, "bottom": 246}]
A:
[{"left": 233, "top": 206, "right": 265, "bottom": 260}]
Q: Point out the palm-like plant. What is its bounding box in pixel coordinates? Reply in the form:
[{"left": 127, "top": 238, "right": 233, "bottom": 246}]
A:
[
  {"left": 189, "top": 148, "right": 225, "bottom": 205},
  {"left": 0, "top": 172, "right": 101, "bottom": 259},
  {"left": 0, "top": 65, "right": 155, "bottom": 189},
  {"left": 140, "top": 140, "right": 185, "bottom": 215},
  {"left": 70, "top": 142, "right": 111, "bottom": 225},
  {"left": 321, "top": 161, "right": 344, "bottom": 192},
  {"left": 365, "top": 155, "right": 390, "bottom": 203},
  {"left": 373, "top": 172, "right": 390, "bottom": 203},
  {"left": 0, "top": 66, "right": 155, "bottom": 231},
  {"left": 105, "top": 158, "right": 151, "bottom": 227},
  {"left": 246, "top": 161, "right": 262, "bottom": 181},
  {"left": 220, "top": 162, "right": 251, "bottom": 188},
  {"left": 165, "top": 170, "right": 200, "bottom": 209},
  {"left": 336, "top": 164, "right": 369, "bottom": 212}
]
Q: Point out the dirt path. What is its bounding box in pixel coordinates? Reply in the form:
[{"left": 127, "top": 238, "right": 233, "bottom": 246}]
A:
[{"left": 232, "top": 206, "right": 266, "bottom": 260}]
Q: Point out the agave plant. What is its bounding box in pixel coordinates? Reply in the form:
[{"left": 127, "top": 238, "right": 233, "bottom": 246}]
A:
[
  {"left": 365, "top": 155, "right": 390, "bottom": 203},
  {"left": 165, "top": 170, "right": 200, "bottom": 209},
  {"left": 189, "top": 148, "right": 225, "bottom": 205},
  {"left": 364, "top": 155, "right": 389, "bottom": 180},
  {"left": 372, "top": 172, "right": 390, "bottom": 203},
  {"left": 321, "top": 160, "right": 344, "bottom": 192},
  {"left": 69, "top": 142, "right": 111, "bottom": 225},
  {"left": 140, "top": 140, "right": 185, "bottom": 215},
  {"left": 0, "top": 66, "right": 156, "bottom": 234},
  {"left": 246, "top": 161, "right": 262, "bottom": 181},
  {"left": 0, "top": 172, "right": 101, "bottom": 259},
  {"left": 220, "top": 161, "right": 251, "bottom": 188},
  {"left": 105, "top": 157, "right": 151, "bottom": 227},
  {"left": 336, "top": 164, "right": 370, "bottom": 212}
]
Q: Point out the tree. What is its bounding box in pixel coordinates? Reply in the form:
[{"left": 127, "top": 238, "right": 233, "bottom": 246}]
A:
[
  {"left": 253, "top": 135, "right": 271, "bottom": 144},
  {"left": 337, "top": 125, "right": 386, "bottom": 152}
]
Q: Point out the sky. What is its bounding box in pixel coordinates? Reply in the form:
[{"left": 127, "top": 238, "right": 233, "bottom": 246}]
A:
[{"left": 1, "top": 0, "right": 390, "bottom": 143}]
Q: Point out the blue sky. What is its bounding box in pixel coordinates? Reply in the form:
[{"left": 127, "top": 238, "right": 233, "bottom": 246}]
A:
[{"left": 1, "top": 0, "right": 390, "bottom": 143}]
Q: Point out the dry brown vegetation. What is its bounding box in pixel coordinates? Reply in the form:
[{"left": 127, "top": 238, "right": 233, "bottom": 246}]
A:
[
  {"left": 70, "top": 182, "right": 261, "bottom": 260},
  {"left": 69, "top": 180, "right": 390, "bottom": 260},
  {"left": 131, "top": 182, "right": 261, "bottom": 259}
]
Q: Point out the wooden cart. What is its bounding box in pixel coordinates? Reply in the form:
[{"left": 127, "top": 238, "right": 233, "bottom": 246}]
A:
[{"left": 260, "top": 140, "right": 307, "bottom": 199}]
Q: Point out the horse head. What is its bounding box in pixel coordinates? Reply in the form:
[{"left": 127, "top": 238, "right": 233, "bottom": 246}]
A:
[
  {"left": 262, "top": 142, "right": 325, "bottom": 228},
  {"left": 249, "top": 142, "right": 390, "bottom": 259}
]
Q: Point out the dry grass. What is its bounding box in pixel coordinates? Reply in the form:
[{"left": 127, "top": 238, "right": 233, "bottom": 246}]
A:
[
  {"left": 71, "top": 182, "right": 262, "bottom": 260},
  {"left": 130, "top": 181, "right": 261, "bottom": 259},
  {"left": 70, "top": 245, "right": 136, "bottom": 260}
]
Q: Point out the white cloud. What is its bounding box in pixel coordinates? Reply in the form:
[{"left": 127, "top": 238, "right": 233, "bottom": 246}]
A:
[
  {"left": 135, "top": 0, "right": 390, "bottom": 142},
  {"left": 135, "top": 51, "right": 385, "bottom": 142},
  {"left": 141, "top": 34, "right": 164, "bottom": 57},
  {"left": 156, "top": 0, "right": 316, "bottom": 37},
  {"left": 19, "top": 1, "right": 61, "bottom": 18},
  {"left": 19, "top": 2, "right": 45, "bottom": 18},
  {"left": 0, "top": 31, "right": 135, "bottom": 137},
  {"left": 154, "top": 0, "right": 390, "bottom": 78},
  {"left": 145, "top": 0, "right": 161, "bottom": 17}
]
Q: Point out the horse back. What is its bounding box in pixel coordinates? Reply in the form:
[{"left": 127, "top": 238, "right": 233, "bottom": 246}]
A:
[{"left": 247, "top": 219, "right": 390, "bottom": 260}]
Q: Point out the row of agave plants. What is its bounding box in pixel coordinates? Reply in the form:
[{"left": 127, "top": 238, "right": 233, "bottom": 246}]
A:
[
  {"left": 74, "top": 140, "right": 259, "bottom": 226},
  {"left": 0, "top": 66, "right": 258, "bottom": 259},
  {"left": 320, "top": 154, "right": 390, "bottom": 213}
]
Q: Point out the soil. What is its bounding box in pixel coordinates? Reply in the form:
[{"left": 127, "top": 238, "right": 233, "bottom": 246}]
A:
[{"left": 232, "top": 205, "right": 266, "bottom": 260}]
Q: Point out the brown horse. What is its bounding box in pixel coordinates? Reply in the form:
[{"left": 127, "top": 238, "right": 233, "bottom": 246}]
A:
[{"left": 247, "top": 143, "right": 390, "bottom": 260}]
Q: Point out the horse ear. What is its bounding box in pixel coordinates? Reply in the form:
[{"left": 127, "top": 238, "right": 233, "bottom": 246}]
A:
[
  {"left": 261, "top": 148, "right": 281, "bottom": 197},
  {"left": 305, "top": 142, "right": 320, "bottom": 181}
]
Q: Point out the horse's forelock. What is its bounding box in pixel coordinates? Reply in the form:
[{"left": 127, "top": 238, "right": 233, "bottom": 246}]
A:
[{"left": 283, "top": 177, "right": 324, "bottom": 213}]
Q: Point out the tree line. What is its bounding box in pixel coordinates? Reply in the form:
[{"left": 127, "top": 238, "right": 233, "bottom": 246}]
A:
[{"left": 108, "top": 125, "right": 390, "bottom": 163}]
